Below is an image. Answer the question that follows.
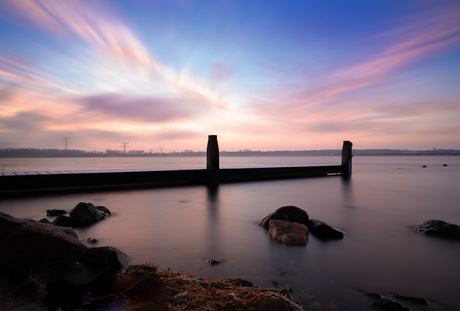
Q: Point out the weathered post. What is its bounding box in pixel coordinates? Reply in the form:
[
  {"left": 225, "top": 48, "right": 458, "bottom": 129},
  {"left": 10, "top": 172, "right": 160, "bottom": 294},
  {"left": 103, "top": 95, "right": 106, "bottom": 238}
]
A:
[
  {"left": 341, "top": 141, "right": 353, "bottom": 176},
  {"left": 206, "top": 135, "right": 219, "bottom": 184}
]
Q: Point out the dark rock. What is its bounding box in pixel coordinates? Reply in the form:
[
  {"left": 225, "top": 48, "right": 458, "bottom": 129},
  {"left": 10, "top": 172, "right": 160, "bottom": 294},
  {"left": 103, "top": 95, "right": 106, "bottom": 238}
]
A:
[
  {"left": 416, "top": 219, "right": 460, "bottom": 239},
  {"left": 259, "top": 206, "right": 309, "bottom": 230},
  {"left": 269, "top": 219, "right": 308, "bottom": 246},
  {"left": 206, "top": 259, "right": 221, "bottom": 265},
  {"left": 85, "top": 238, "right": 98, "bottom": 244},
  {"left": 69, "top": 202, "right": 109, "bottom": 225},
  {"left": 79, "top": 246, "right": 131, "bottom": 277},
  {"left": 52, "top": 215, "right": 89, "bottom": 228},
  {"left": 95, "top": 205, "right": 111, "bottom": 216},
  {"left": 0, "top": 212, "right": 87, "bottom": 268},
  {"left": 443, "top": 164, "right": 448, "bottom": 167},
  {"left": 307, "top": 219, "right": 344, "bottom": 240},
  {"left": 365, "top": 292, "right": 384, "bottom": 300},
  {"left": 39, "top": 218, "right": 51, "bottom": 223},
  {"left": 393, "top": 295, "right": 428, "bottom": 306},
  {"left": 46, "top": 209, "right": 67, "bottom": 216},
  {"left": 422, "top": 165, "right": 427, "bottom": 168},
  {"left": 371, "top": 297, "right": 412, "bottom": 310}
]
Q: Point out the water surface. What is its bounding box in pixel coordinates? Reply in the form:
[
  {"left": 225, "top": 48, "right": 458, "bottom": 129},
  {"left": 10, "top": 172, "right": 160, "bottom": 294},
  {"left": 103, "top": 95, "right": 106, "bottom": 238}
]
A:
[{"left": 1, "top": 156, "right": 459, "bottom": 310}]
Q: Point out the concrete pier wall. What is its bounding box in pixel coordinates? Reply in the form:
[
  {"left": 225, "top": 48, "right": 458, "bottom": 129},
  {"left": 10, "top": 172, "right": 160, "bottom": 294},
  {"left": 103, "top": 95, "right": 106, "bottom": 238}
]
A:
[{"left": 0, "top": 136, "right": 352, "bottom": 196}]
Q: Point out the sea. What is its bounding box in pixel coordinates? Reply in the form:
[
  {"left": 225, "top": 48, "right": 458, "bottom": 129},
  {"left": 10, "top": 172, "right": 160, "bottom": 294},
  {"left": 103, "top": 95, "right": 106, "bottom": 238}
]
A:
[{"left": 1, "top": 155, "right": 459, "bottom": 311}]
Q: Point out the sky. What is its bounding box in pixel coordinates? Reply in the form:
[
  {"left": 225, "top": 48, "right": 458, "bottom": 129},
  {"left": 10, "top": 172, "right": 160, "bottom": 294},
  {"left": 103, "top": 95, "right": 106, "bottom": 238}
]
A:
[{"left": 0, "top": 0, "right": 459, "bottom": 152}]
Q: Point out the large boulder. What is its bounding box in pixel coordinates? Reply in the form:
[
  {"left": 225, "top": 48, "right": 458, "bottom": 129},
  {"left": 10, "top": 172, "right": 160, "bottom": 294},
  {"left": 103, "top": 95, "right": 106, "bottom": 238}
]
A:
[
  {"left": 0, "top": 212, "right": 87, "bottom": 268},
  {"left": 269, "top": 220, "right": 308, "bottom": 246},
  {"left": 259, "top": 206, "right": 309, "bottom": 229},
  {"left": 307, "top": 219, "right": 344, "bottom": 240},
  {"left": 416, "top": 219, "right": 460, "bottom": 239}
]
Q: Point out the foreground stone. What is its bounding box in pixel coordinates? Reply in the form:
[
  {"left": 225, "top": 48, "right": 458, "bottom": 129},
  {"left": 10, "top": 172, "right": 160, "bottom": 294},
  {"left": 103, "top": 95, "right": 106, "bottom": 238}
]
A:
[
  {"left": 259, "top": 206, "right": 309, "bottom": 229},
  {"left": 416, "top": 219, "right": 460, "bottom": 239},
  {"left": 308, "top": 219, "right": 344, "bottom": 240},
  {"left": 79, "top": 246, "right": 131, "bottom": 279},
  {"left": 269, "top": 219, "right": 309, "bottom": 246},
  {"left": 0, "top": 211, "right": 87, "bottom": 269},
  {"left": 0, "top": 212, "right": 131, "bottom": 309}
]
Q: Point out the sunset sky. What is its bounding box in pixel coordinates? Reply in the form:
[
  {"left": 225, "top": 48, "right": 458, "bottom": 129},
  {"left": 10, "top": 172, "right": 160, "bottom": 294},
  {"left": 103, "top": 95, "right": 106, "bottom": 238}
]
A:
[{"left": 1, "top": 0, "right": 459, "bottom": 152}]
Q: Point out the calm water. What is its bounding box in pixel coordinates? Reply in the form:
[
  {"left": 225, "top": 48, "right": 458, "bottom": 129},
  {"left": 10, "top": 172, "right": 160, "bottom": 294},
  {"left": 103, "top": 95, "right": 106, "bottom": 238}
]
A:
[{"left": 1, "top": 156, "right": 459, "bottom": 310}]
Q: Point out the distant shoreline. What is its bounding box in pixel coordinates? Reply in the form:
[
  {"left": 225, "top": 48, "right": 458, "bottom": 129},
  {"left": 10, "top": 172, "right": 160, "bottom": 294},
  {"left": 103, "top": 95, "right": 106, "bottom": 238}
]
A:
[{"left": 1, "top": 148, "right": 460, "bottom": 158}]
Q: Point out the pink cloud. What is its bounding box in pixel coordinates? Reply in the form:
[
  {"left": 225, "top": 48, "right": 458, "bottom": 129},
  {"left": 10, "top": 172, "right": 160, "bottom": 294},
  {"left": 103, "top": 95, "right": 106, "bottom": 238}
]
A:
[
  {"left": 79, "top": 93, "right": 207, "bottom": 123},
  {"left": 254, "top": 4, "right": 460, "bottom": 121}
]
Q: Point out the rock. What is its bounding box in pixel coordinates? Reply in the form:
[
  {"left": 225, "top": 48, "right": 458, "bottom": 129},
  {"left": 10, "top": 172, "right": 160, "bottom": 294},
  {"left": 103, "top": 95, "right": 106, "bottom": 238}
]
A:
[
  {"left": 85, "top": 238, "right": 98, "bottom": 244},
  {"left": 0, "top": 212, "right": 87, "bottom": 268},
  {"left": 307, "top": 219, "right": 344, "bottom": 240},
  {"left": 371, "top": 297, "right": 412, "bottom": 310},
  {"left": 268, "top": 219, "right": 308, "bottom": 246},
  {"left": 46, "top": 209, "right": 67, "bottom": 216},
  {"left": 443, "top": 164, "right": 448, "bottom": 167},
  {"left": 416, "top": 219, "right": 460, "bottom": 239},
  {"left": 365, "top": 292, "right": 383, "bottom": 300},
  {"left": 69, "top": 202, "right": 110, "bottom": 225},
  {"left": 52, "top": 215, "right": 89, "bottom": 228},
  {"left": 95, "top": 205, "right": 111, "bottom": 216},
  {"left": 206, "top": 259, "right": 221, "bottom": 265},
  {"left": 52, "top": 202, "right": 111, "bottom": 228},
  {"left": 393, "top": 295, "right": 428, "bottom": 306},
  {"left": 79, "top": 246, "right": 131, "bottom": 278},
  {"left": 259, "top": 206, "right": 309, "bottom": 230}
]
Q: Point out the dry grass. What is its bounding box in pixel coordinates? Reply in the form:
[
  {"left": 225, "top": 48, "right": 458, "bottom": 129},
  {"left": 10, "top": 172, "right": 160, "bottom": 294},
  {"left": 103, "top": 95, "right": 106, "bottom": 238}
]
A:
[{"left": 124, "top": 264, "right": 303, "bottom": 311}]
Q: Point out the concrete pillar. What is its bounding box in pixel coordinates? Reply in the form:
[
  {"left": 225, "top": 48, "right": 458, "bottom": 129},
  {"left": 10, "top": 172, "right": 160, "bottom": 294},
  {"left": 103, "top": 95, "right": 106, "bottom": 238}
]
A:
[
  {"left": 206, "top": 135, "right": 219, "bottom": 184},
  {"left": 341, "top": 141, "right": 353, "bottom": 175}
]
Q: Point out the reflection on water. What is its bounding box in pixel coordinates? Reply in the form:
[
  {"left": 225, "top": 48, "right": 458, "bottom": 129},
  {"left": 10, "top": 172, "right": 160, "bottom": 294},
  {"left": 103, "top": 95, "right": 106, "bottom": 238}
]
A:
[{"left": 1, "top": 156, "right": 460, "bottom": 310}]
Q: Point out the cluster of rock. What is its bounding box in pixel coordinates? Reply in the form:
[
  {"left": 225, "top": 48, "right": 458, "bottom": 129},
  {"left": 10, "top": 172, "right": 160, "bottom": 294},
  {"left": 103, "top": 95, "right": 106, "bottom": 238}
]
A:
[
  {"left": 416, "top": 219, "right": 460, "bottom": 239},
  {"left": 1, "top": 203, "right": 303, "bottom": 311},
  {"left": 0, "top": 203, "right": 129, "bottom": 310},
  {"left": 47, "top": 202, "right": 112, "bottom": 228},
  {"left": 258, "top": 205, "right": 344, "bottom": 246}
]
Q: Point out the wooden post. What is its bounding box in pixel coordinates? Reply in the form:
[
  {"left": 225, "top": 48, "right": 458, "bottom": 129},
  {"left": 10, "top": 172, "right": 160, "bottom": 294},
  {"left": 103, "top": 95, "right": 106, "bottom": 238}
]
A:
[
  {"left": 341, "top": 141, "right": 353, "bottom": 176},
  {"left": 207, "top": 135, "right": 219, "bottom": 184}
]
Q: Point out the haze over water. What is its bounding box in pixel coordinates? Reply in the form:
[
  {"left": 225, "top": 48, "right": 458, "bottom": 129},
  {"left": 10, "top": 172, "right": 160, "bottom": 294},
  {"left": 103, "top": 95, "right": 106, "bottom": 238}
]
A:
[{"left": 1, "top": 155, "right": 459, "bottom": 310}]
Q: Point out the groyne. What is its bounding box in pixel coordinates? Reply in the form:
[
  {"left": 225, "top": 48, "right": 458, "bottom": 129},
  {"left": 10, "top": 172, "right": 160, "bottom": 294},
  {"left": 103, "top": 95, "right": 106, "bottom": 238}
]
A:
[{"left": 0, "top": 136, "right": 352, "bottom": 196}]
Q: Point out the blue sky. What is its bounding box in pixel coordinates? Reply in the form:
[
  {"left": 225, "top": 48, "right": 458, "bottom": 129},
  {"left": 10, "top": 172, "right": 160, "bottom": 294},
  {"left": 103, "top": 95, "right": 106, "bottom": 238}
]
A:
[{"left": 0, "top": 0, "right": 459, "bottom": 152}]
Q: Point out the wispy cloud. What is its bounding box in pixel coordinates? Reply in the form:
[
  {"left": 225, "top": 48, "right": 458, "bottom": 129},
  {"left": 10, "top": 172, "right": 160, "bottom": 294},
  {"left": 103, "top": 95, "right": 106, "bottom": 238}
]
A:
[
  {"left": 256, "top": 4, "right": 460, "bottom": 119},
  {"left": 4, "top": 0, "right": 228, "bottom": 108}
]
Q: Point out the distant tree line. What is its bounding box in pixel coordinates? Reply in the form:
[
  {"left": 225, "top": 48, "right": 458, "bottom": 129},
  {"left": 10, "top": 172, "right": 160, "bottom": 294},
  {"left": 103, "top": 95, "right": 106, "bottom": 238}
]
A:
[{"left": 0, "top": 148, "right": 459, "bottom": 158}]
